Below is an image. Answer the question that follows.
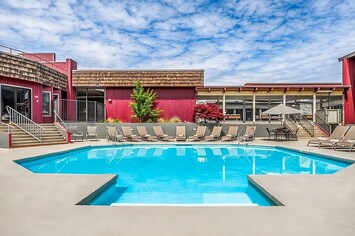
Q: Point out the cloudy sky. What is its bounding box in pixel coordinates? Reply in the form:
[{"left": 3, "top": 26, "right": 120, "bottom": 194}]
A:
[{"left": 1, "top": 0, "right": 354, "bottom": 85}]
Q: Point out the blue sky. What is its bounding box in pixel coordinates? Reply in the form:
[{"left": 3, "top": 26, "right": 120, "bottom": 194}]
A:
[{"left": 1, "top": 0, "right": 355, "bottom": 85}]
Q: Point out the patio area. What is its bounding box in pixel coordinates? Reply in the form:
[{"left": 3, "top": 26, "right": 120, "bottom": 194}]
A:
[{"left": 0, "top": 139, "right": 354, "bottom": 236}]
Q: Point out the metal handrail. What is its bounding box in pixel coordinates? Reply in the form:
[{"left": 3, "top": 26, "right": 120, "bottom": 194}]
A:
[
  {"left": 6, "top": 106, "right": 44, "bottom": 142},
  {"left": 284, "top": 115, "right": 298, "bottom": 138},
  {"left": 315, "top": 113, "right": 331, "bottom": 136},
  {"left": 0, "top": 121, "right": 15, "bottom": 133},
  {"left": 298, "top": 114, "right": 314, "bottom": 137},
  {"left": 53, "top": 110, "right": 69, "bottom": 130},
  {"left": 0, "top": 44, "right": 67, "bottom": 74}
]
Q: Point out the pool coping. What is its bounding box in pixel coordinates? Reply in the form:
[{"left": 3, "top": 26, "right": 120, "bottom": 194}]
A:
[{"left": 11, "top": 143, "right": 354, "bottom": 208}]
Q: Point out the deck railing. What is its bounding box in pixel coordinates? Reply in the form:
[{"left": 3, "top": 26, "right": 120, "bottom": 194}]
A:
[
  {"left": 6, "top": 106, "right": 44, "bottom": 141},
  {"left": 60, "top": 99, "right": 105, "bottom": 123}
]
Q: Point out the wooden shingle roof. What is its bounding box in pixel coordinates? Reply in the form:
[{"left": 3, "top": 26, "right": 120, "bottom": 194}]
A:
[
  {"left": 0, "top": 52, "right": 67, "bottom": 90},
  {"left": 72, "top": 70, "right": 204, "bottom": 87}
]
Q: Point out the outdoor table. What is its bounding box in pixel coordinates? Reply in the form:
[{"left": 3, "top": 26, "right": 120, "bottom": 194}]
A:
[{"left": 271, "top": 127, "right": 289, "bottom": 141}]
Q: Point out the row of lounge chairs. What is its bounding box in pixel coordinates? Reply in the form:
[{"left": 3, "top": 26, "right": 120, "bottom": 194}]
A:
[
  {"left": 106, "top": 125, "right": 256, "bottom": 142},
  {"left": 307, "top": 126, "right": 355, "bottom": 152}
]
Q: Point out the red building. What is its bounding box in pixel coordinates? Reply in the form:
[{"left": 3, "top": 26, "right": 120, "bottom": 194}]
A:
[
  {"left": 339, "top": 52, "right": 355, "bottom": 124},
  {"left": 0, "top": 50, "right": 76, "bottom": 123},
  {"left": 0, "top": 46, "right": 354, "bottom": 125},
  {"left": 71, "top": 70, "right": 203, "bottom": 122},
  {"left": 0, "top": 47, "right": 203, "bottom": 123}
]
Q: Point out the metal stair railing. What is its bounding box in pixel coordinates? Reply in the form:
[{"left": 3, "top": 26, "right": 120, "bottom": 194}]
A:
[
  {"left": 0, "top": 121, "right": 15, "bottom": 133},
  {"left": 315, "top": 113, "right": 331, "bottom": 136},
  {"left": 53, "top": 110, "right": 69, "bottom": 130},
  {"left": 284, "top": 115, "right": 298, "bottom": 139},
  {"left": 6, "top": 106, "right": 44, "bottom": 142},
  {"left": 298, "top": 114, "right": 314, "bottom": 137}
]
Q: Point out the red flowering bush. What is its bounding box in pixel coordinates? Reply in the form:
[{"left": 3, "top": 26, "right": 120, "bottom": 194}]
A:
[{"left": 193, "top": 103, "right": 225, "bottom": 123}]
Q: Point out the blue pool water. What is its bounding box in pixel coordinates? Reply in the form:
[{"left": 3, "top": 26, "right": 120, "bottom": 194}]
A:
[{"left": 17, "top": 145, "right": 350, "bottom": 206}]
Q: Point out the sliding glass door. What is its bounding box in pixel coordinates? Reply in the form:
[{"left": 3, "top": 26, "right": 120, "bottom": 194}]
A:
[{"left": 1, "top": 85, "right": 31, "bottom": 121}]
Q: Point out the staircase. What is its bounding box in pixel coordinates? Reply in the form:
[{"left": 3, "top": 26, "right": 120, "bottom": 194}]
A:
[
  {"left": 285, "top": 114, "right": 327, "bottom": 139},
  {"left": 8, "top": 123, "right": 67, "bottom": 148},
  {"left": 296, "top": 123, "right": 326, "bottom": 139}
]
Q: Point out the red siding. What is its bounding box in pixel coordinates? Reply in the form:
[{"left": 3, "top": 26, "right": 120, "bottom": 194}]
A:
[
  {"left": 105, "top": 87, "right": 196, "bottom": 122},
  {"left": 22, "top": 53, "right": 56, "bottom": 62},
  {"left": 153, "top": 88, "right": 196, "bottom": 122},
  {"left": 106, "top": 88, "right": 132, "bottom": 122},
  {"left": 63, "top": 59, "right": 77, "bottom": 121},
  {"left": 343, "top": 58, "right": 355, "bottom": 124}
]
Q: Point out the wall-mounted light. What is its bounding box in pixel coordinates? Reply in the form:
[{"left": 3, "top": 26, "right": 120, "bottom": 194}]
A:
[{"left": 108, "top": 99, "right": 112, "bottom": 103}]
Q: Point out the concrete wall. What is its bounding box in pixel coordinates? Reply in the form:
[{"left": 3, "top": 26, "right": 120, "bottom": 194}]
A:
[
  {"left": 0, "top": 131, "right": 10, "bottom": 148},
  {"left": 66, "top": 122, "right": 280, "bottom": 140}
]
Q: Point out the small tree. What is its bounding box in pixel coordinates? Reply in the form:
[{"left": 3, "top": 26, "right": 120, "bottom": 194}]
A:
[
  {"left": 129, "top": 81, "right": 161, "bottom": 122},
  {"left": 193, "top": 103, "right": 225, "bottom": 123}
]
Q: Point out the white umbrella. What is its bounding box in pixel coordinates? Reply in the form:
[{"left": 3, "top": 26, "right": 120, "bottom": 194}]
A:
[
  {"left": 262, "top": 104, "right": 303, "bottom": 115},
  {"left": 262, "top": 104, "right": 303, "bottom": 126}
]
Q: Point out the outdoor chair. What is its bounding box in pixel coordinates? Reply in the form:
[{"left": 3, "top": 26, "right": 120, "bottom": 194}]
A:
[
  {"left": 205, "top": 126, "right": 223, "bottom": 141},
  {"left": 122, "top": 126, "right": 141, "bottom": 142},
  {"left": 69, "top": 125, "right": 83, "bottom": 142},
  {"left": 307, "top": 126, "right": 350, "bottom": 147},
  {"left": 153, "top": 126, "right": 175, "bottom": 141},
  {"left": 319, "top": 126, "right": 354, "bottom": 149},
  {"left": 188, "top": 126, "right": 207, "bottom": 141},
  {"left": 107, "top": 126, "right": 124, "bottom": 142},
  {"left": 287, "top": 127, "right": 299, "bottom": 141},
  {"left": 266, "top": 127, "right": 276, "bottom": 140},
  {"left": 239, "top": 126, "right": 256, "bottom": 142},
  {"left": 221, "top": 126, "right": 239, "bottom": 142},
  {"left": 137, "top": 126, "right": 158, "bottom": 141},
  {"left": 329, "top": 126, "right": 355, "bottom": 151},
  {"left": 175, "top": 126, "right": 187, "bottom": 141},
  {"left": 86, "top": 125, "right": 98, "bottom": 141}
]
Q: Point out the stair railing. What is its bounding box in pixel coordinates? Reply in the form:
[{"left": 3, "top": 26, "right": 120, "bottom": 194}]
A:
[
  {"left": 297, "top": 114, "right": 314, "bottom": 137},
  {"left": 53, "top": 110, "right": 69, "bottom": 130},
  {"left": 0, "top": 121, "right": 15, "bottom": 133},
  {"left": 315, "top": 113, "right": 331, "bottom": 136},
  {"left": 284, "top": 115, "right": 298, "bottom": 138},
  {"left": 6, "top": 106, "right": 44, "bottom": 142}
]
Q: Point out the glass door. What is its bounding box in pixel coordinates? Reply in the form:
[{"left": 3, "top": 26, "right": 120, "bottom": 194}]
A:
[{"left": 1, "top": 85, "right": 31, "bottom": 121}]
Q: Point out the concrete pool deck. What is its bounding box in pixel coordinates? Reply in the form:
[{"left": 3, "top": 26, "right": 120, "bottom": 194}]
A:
[{"left": 0, "top": 139, "right": 354, "bottom": 236}]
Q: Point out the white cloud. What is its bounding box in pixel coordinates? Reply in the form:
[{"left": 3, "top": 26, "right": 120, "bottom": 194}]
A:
[{"left": 0, "top": 0, "right": 354, "bottom": 85}]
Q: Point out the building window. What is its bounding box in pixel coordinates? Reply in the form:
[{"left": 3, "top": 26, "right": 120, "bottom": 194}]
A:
[
  {"left": 42, "top": 92, "right": 51, "bottom": 117},
  {"left": 74, "top": 88, "right": 105, "bottom": 122}
]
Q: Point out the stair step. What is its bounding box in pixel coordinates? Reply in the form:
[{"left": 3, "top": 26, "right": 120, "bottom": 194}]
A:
[
  {"left": 6, "top": 123, "right": 67, "bottom": 147},
  {"left": 12, "top": 136, "right": 64, "bottom": 141},
  {"left": 12, "top": 138, "right": 66, "bottom": 143},
  {"left": 12, "top": 141, "right": 68, "bottom": 148}
]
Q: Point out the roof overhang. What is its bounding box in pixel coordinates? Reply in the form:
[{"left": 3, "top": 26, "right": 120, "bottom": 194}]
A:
[
  {"left": 197, "top": 83, "right": 350, "bottom": 93},
  {"left": 338, "top": 51, "right": 355, "bottom": 61}
]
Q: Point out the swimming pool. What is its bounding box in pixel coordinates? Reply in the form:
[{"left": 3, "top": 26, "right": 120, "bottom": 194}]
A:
[{"left": 17, "top": 144, "right": 350, "bottom": 206}]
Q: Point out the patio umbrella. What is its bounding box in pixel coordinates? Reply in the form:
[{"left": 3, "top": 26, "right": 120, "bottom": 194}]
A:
[
  {"left": 262, "top": 104, "right": 303, "bottom": 115},
  {"left": 262, "top": 104, "right": 303, "bottom": 126}
]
